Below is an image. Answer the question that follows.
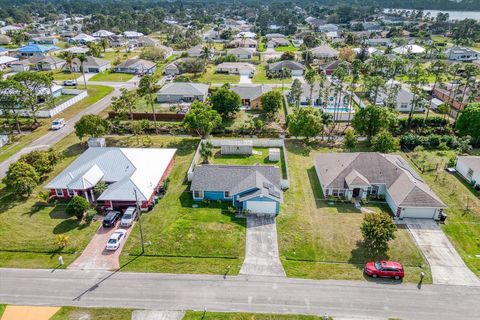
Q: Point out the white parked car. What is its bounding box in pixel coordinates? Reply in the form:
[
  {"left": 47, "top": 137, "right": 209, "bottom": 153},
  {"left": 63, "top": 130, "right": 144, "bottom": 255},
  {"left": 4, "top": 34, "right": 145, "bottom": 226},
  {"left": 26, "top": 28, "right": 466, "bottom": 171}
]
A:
[
  {"left": 51, "top": 118, "right": 65, "bottom": 130},
  {"left": 120, "top": 207, "right": 137, "bottom": 227},
  {"left": 165, "top": 74, "right": 174, "bottom": 81},
  {"left": 105, "top": 229, "right": 127, "bottom": 251},
  {"left": 63, "top": 80, "right": 77, "bottom": 86}
]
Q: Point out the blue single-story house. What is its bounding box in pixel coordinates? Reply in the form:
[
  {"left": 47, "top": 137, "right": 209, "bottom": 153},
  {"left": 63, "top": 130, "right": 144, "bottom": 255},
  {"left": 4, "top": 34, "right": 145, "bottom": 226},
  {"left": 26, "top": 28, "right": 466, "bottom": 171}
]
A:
[
  {"left": 18, "top": 44, "right": 59, "bottom": 57},
  {"left": 190, "top": 165, "right": 283, "bottom": 215}
]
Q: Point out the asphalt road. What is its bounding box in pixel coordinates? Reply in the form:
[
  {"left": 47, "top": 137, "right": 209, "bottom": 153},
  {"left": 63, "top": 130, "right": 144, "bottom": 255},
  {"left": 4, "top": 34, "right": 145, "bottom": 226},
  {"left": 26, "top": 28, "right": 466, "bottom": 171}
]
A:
[
  {"left": 1, "top": 268, "right": 479, "bottom": 319},
  {"left": 0, "top": 84, "right": 126, "bottom": 178}
]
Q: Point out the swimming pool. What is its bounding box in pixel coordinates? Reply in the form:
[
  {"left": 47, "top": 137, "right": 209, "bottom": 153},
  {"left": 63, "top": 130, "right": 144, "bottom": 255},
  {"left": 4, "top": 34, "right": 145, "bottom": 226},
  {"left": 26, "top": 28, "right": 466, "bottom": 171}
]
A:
[{"left": 323, "top": 107, "right": 354, "bottom": 113}]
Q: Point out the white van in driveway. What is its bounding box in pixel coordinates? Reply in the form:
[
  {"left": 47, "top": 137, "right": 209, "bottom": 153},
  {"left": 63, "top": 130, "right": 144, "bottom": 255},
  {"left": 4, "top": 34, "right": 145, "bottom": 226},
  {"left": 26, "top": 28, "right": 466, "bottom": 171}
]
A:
[{"left": 120, "top": 206, "right": 137, "bottom": 227}]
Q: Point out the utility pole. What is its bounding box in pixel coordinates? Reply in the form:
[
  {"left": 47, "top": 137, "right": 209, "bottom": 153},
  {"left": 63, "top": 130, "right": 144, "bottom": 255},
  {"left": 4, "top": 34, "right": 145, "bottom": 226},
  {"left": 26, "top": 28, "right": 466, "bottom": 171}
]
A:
[{"left": 133, "top": 189, "right": 145, "bottom": 254}]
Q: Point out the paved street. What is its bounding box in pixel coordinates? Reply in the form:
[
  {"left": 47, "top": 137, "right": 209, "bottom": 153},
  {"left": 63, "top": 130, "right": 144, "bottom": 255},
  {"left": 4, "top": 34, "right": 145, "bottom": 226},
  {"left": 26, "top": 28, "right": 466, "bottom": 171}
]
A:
[
  {"left": 406, "top": 219, "right": 480, "bottom": 286},
  {"left": 1, "top": 268, "right": 479, "bottom": 319},
  {"left": 0, "top": 81, "right": 135, "bottom": 178}
]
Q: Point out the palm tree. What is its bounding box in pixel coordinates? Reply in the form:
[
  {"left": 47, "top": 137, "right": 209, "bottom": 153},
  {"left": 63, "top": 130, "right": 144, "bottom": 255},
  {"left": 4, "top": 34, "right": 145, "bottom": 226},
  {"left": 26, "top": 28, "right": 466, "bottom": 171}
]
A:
[
  {"left": 77, "top": 54, "right": 88, "bottom": 89},
  {"left": 200, "top": 46, "right": 212, "bottom": 62},
  {"left": 138, "top": 74, "right": 159, "bottom": 134},
  {"left": 59, "top": 51, "right": 74, "bottom": 73},
  {"left": 100, "top": 38, "right": 109, "bottom": 53},
  {"left": 454, "top": 64, "right": 480, "bottom": 125},
  {"left": 304, "top": 68, "right": 317, "bottom": 106},
  {"left": 406, "top": 60, "right": 428, "bottom": 126},
  {"left": 425, "top": 60, "right": 448, "bottom": 122},
  {"left": 346, "top": 59, "right": 362, "bottom": 127},
  {"left": 200, "top": 141, "right": 213, "bottom": 164}
]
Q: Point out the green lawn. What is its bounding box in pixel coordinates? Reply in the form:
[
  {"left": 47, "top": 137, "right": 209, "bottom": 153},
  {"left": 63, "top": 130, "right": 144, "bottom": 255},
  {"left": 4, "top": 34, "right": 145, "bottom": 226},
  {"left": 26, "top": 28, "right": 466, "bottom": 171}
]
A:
[
  {"left": 275, "top": 43, "right": 297, "bottom": 53},
  {"left": 0, "top": 85, "right": 113, "bottom": 164},
  {"left": 39, "top": 94, "right": 76, "bottom": 110},
  {"left": 51, "top": 307, "right": 133, "bottom": 320},
  {"left": 192, "top": 65, "right": 239, "bottom": 84},
  {"left": 132, "top": 96, "right": 173, "bottom": 113},
  {"left": 89, "top": 71, "right": 135, "bottom": 82},
  {"left": 0, "top": 305, "right": 5, "bottom": 318},
  {"left": 102, "top": 50, "right": 138, "bottom": 64},
  {"left": 39, "top": 70, "right": 81, "bottom": 81},
  {"left": 0, "top": 134, "right": 100, "bottom": 269},
  {"left": 252, "top": 65, "right": 291, "bottom": 84},
  {"left": 184, "top": 311, "right": 328, "bottom": 320},
  {"left": 208, "top": 147, "right": 287, "bottom": 179},
  {"left": 109, "top": 136, "right": 246, "bottom": 275},
  {"left": 276, "top": 140, "right": 432, "bottom": 284},
  {"left": 402, "top": 149, "right": 480, "bottom": 277}
]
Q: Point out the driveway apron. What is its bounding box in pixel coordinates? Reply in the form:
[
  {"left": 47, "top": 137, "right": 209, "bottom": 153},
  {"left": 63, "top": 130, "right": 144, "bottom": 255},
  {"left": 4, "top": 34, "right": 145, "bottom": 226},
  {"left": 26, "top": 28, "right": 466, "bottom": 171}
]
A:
[
  {"left": 240, "top": 214, "right": 286, "bottom": 277},
  {"left": 405, "top": 219, "right": 480, "bottom": 286},
  {"left": 68, "top": 221, "right": 134, "bottom": 271}
]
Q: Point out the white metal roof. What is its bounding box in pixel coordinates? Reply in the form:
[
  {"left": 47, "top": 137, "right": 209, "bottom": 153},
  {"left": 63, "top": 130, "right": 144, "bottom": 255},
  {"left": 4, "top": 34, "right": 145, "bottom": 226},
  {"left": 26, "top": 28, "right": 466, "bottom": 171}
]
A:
[{"left": 46, "top": 147, "right": 176, "bottom": 202}]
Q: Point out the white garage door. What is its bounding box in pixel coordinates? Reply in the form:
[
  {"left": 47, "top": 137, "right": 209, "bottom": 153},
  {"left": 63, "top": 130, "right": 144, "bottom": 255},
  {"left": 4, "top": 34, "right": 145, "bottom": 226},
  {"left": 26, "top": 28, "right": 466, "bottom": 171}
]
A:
[
  {"left": 402, "top": 207, "right": 436, "bottom": 219},
  {"left": 245, "top": 201, "right": 277, "bottom": 214}
]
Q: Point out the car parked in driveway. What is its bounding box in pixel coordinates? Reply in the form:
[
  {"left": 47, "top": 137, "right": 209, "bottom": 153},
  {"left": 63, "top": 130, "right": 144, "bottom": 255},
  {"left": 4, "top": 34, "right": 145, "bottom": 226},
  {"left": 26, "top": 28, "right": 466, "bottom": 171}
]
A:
[
  {"left": 102, "top": 211, "right": 121, "bottom": 228},
  {"left": 364, "top": 261, "right": 405, "bottom": 280},
  {"left": 105, "top": 229, "right": 127, "bottom": 251},
  {"left": 120, "top": 206, "right": 137, "bottom": 227}
]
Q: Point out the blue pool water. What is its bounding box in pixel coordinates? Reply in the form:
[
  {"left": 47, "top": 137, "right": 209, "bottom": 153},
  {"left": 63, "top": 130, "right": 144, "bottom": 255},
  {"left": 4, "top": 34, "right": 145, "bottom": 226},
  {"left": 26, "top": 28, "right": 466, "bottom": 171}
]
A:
[{"left": 323, "top": 107, "right": 353, "bottom": 113}]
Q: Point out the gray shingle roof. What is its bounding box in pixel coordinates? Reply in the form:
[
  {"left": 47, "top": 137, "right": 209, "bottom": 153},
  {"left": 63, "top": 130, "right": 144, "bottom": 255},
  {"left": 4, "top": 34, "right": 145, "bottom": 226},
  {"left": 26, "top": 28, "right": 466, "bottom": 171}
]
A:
[
  {"left": 314, "top": 152, "right": 446, "bottom": 208},
  {"left": 190, "top": 165, "right": 283, "bottom": 202},
  {"left": 268, "top": 60, "right": 304, "bottom": 71},
  {"left": 457, "top": 156, "right": 480, "bottom": 172},
  {"left": 231, "top": 84, "right": 271, "bottom": 100},
  {"left": 115, "top": 58, "right": 155, "bottom": 70},
  {"left": 157, "top": 82, "right": 209, "bottom": 96}
]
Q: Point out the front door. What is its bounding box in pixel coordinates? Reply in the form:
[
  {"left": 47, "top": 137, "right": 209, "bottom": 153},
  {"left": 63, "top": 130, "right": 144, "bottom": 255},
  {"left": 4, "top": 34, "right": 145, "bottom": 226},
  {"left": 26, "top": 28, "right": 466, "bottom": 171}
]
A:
[{"left": 352, "top": 188, "right": 360, "bottom": 197}]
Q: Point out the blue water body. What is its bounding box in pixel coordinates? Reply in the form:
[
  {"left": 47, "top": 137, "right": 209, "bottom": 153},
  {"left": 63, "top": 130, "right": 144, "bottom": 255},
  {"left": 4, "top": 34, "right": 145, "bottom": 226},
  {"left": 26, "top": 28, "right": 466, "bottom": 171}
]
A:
[
  {"left": 385, "top": 9, "right": 480, "bottom": 21},
  {"left": 324, "top": 107, "right": 352, "bottom": 113}
]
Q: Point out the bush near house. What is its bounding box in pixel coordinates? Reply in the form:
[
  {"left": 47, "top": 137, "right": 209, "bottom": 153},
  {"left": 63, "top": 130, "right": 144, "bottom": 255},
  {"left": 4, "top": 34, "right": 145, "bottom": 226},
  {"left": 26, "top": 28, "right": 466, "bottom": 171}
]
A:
[{"left": 66, "top": 196, "right": 90, "bottom": 220}]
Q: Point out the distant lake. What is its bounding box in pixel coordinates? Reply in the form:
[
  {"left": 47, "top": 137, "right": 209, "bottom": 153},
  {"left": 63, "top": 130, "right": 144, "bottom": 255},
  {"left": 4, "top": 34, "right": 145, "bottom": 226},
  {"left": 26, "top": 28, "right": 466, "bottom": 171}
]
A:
[{"left": 384, "top": 9, "right": 480, "bottom": 21}]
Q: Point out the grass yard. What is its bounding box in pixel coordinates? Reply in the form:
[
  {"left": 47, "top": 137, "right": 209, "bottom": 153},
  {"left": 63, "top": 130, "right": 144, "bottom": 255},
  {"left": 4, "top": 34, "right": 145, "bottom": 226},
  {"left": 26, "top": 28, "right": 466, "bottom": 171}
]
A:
[
  {"left": 208, "top": 147, "right": 287, "bottom": 179},
  {"left": 184, "top": 311, "right": 328, "bottom": 320},
  {"left": 193, "top": 65, "right": 239, "bottom": 84},
  {"left": 39, "top": 94, "right": 76, "bottom": 110},
  {"left": 39, "top": 70, "right": 81, "bottom": 81},
  {"left": 89, "top": 70, "right": 135, "bottom": 82},
  {"left": 0, "top": 305, "right": 5, "bottom": 318},
  {"left": 101, "top": 50, "right": 138, "bottom": 64},
  {"left": 0, "top": 134, "right": 100, "bottom": 269},
  {"left": 252, "top": 64, "right": 291, "bottom": 84},
  {"left": 50, "top": 307, "right": 133, "bottom": 320},
  {"left": 402, "top": 149, "right": 480, "bottom": 277},
  {"left": 132, "top": 96, "right": 173, "bottom": 113},
  {"left": 275, "top": 43, "right": 297, "bottom": 53},
  {"left": 108, "top": 136, "right": 246, "bottom": 275},
  {"left": 276, "top": 140, "right": 432, "bottom": 284},
  {"left": 0, "top": 85, "right": 112, "bottom": 164}
]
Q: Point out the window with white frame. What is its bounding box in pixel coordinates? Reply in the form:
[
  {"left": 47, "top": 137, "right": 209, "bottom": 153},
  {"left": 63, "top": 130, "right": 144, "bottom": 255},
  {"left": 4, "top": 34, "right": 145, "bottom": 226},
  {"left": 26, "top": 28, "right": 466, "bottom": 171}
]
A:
[
  {"left": 55, "top": 189, "right": 64, "bottom": 196},
  {"left": 332, "top": 189, "right": 346, "bottom": 197},
  {"left": 193, "top": 190, "right": 204, "bottom": 198},
  {"left": 68, "top": 189, "right": 75, "bottom": 197},
  {"left": 224, "top": 191, "right": 230, "bottom": 198},
  {"left": 367, "top": 185, "right": 379, "bottom": 195}
]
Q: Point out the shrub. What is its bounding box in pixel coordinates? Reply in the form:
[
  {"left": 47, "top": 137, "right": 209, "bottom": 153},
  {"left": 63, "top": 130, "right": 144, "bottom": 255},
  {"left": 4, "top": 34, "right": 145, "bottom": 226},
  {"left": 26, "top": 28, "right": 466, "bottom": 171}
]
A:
[
  {"left": 2, "top": 161, "right": 40, "bottom": 198},
  {"left": 54, "top": 235, "right": 69, "bottom": 249},
  {"left": 66, "top": 196, "right": 90, "bottom": 220}
]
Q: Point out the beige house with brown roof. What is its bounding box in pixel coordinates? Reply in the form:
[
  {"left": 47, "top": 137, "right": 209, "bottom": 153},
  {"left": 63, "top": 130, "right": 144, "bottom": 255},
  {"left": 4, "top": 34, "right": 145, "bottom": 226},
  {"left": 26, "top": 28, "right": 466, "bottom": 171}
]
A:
[{"left": 314, "top": 152, "right": 446, "bottom": 220}]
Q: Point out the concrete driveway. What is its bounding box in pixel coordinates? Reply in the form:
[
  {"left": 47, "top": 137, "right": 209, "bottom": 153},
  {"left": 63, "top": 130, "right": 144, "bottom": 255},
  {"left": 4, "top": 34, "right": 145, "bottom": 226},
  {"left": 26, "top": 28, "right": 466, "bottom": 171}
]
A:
[
  {"left": 405, "top": 219, "right": 480, "bottom": 286},
  {"left": 292, "top": 75, "right": 305, "bottom": 83},
  {"left": 68, "top": 221, "right": 134, "bottom": 271},
  {"left": 240, "top": 215, "right": 286, "bottom": 277},
  {"left": 239, "top": 74, "right": 252, "bottom": 84}
]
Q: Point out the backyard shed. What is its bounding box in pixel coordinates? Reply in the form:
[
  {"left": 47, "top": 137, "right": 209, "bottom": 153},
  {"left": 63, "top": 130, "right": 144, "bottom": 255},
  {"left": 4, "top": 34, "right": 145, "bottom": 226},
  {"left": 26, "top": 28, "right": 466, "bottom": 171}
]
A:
[
  {"left": 269, "top": 148, "right": 280, "bottom": 162},
  {"left": 88, "top": 137, "right": 106, "bottom": 148},
  {"left": 221, "top": 140, "right": 253, "bottom": 155}
]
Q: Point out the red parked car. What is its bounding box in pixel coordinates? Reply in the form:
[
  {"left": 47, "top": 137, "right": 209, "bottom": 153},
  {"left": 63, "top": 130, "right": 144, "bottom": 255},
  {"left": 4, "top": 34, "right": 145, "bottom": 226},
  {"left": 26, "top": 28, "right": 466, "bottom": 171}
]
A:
[{"left": 364, "top": 261, "right": 405, "bottom": 280}]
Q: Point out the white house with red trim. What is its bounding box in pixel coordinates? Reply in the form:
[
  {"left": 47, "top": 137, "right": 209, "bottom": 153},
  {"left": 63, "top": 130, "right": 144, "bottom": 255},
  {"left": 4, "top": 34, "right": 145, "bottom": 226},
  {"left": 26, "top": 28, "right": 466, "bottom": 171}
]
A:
[{"left": 45, "top": 147, "right": 176, "bottom": 210}]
